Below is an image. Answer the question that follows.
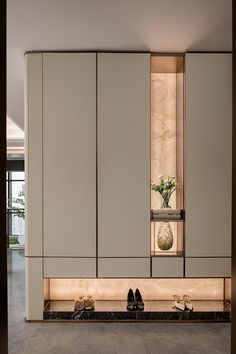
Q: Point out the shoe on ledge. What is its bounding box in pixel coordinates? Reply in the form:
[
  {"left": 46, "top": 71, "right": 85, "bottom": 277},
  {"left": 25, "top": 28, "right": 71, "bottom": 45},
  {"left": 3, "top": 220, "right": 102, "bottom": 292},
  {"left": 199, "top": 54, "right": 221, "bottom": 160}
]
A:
[
  {"left": 173, "top": 295, "right": 185, "bottom": 311},
  {"left": 127, "top": 288, "right": 136, "bottom": 311},
  {"left": 135, "top": 288, "right": 145, "bottom": 311},
  {"left": 183, "top": 295, "right": 193, "bottom": 311},
  {"left": 74, "top": 295, "right": 95, "bottom": 311},
  {"left": 74, "top": 296, "right": 85, "bottom": 311},
  {"left": 84, "top": 295, "right": 95, "bottom": 310}
]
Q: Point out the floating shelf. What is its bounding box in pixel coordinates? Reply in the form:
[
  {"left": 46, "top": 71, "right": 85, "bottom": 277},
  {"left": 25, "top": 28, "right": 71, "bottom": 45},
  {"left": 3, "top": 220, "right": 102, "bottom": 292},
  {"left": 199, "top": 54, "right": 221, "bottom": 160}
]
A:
[
  {"left": 151, "top": 209, "right": 185, "bottom": 222},
  {"left": 151, "top": 250, "right": 184, "bottom": 257}
]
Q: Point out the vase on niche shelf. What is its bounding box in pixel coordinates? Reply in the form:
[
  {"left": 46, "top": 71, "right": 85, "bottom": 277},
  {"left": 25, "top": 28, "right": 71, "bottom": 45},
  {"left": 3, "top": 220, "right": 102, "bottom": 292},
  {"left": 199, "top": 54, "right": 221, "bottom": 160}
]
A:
[
  {"left": 151, "top": 176, "right": 177, "bottom": 252},
  {"left": 157, "top": 219, "right": 174, "bottom": 251},
  {"left": 157, "top": 199, "right": 174, "bottom": 252}
]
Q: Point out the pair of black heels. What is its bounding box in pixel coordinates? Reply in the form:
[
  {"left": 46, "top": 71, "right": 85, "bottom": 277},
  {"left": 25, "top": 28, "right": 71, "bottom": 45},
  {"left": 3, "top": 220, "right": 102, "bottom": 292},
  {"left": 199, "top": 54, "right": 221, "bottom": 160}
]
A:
[{"left": 127, "top": 288, "right": 144, "bottom": 311}]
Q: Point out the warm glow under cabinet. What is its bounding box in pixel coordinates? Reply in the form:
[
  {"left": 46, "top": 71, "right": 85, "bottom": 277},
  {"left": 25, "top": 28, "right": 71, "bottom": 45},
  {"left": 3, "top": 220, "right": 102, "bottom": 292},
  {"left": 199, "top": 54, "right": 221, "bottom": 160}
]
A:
[{"left": 46, "top": 278, "right": 225, "bottom": 301}]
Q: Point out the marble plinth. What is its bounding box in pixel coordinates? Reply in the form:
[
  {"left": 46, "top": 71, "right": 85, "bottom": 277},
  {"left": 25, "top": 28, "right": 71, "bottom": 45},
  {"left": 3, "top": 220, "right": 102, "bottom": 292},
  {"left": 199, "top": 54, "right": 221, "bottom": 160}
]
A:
[{"left": 43, "top": 300, "right": 230, "bottom": 322}]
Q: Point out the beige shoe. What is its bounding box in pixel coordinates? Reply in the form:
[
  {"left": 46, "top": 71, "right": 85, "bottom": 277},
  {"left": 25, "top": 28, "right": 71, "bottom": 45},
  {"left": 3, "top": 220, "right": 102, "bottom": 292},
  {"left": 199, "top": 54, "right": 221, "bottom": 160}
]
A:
[
  {"left": 74, "top": 296, "right": 85, "bottom": 311},
  {"left": 173, "top": 295, "right": 185, "bottom": 311},
  {"left": 183, "top": 295, "right": 193, "bottom": 311},
  {"left": 84, "top": 295, "right": 95, "bottom": 310}
]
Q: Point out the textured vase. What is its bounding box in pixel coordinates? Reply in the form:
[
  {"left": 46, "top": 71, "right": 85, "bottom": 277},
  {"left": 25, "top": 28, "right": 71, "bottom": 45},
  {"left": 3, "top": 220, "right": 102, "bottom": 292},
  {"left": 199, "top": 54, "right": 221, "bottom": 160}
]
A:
[{"left": 157, "top": 221, "right": 173, "bottom": 251}]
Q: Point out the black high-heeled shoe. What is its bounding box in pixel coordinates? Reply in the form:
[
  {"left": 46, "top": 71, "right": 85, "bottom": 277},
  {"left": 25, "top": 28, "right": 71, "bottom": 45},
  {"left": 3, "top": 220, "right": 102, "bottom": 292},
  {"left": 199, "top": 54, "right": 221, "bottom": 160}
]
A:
[
  {"left": 126, "top": 288, "right": 136, "bottom": 311},
  {"left": 135, "top": 288, "right": 144, "bottom": 311}
]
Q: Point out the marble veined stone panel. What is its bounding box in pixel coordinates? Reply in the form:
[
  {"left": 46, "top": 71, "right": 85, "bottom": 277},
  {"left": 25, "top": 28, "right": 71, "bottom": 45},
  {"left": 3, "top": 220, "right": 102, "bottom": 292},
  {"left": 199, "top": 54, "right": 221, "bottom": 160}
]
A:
[
  {"left": 151, "top": 73, "right": 177, "bottom": 210},
  {"left": 49, "top": 278, "right": 224, "bottom": 301}
]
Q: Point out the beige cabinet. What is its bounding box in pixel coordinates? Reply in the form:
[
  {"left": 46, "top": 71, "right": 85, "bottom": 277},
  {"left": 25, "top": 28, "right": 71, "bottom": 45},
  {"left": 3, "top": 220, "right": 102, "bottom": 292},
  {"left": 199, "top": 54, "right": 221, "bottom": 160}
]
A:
[
  {"left": 25, "top": 53, "right": 43, "bottom": 257},
  {"left": 185, "top": 53, "right": 232, "bottom": 258},
  {"left": 98, "top": 53, "right": 151, "bottom": 258},
  {"left": 25, "top": 52, "right": 232, "bottom": 296},
  {"left": 43, "top": 53, "right": 97, "bottom": 257}
]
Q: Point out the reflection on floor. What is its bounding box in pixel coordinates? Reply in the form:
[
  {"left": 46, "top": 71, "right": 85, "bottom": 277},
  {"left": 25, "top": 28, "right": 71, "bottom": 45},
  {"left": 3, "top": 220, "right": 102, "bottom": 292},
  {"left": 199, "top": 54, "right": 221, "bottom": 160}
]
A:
[{"left": 8, "top": 249, "right": 230, "bottom": 354}]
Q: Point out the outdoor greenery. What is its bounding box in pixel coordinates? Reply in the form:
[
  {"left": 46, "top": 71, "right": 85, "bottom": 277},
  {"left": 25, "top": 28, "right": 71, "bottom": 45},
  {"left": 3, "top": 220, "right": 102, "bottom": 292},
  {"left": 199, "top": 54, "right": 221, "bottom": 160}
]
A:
[
  {"left": 9, "top": 236, "right": 20, "bottom": 245},
  {"left": 7, "top": 189, "right": 25, "bottom": 219}
]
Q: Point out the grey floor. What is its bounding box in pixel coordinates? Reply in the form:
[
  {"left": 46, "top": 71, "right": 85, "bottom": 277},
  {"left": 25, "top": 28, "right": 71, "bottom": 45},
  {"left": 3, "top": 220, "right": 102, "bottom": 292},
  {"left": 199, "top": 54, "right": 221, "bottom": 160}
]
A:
[{"left": 8, "top": 250, "right": 231, "bottom": 354}]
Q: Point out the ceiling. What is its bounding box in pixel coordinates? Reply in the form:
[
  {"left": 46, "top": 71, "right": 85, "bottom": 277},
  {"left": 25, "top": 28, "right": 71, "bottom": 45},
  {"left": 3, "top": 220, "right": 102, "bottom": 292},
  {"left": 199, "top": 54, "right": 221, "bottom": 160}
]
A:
[
  {"left": 7, "top": 115, "right": 24, "bottom": 158},
  {"left": 7, "top": 0, "right": 232, "bottom": 128},
  {"left": 7, "top": 115, "right": 24, "bottom": 141}
]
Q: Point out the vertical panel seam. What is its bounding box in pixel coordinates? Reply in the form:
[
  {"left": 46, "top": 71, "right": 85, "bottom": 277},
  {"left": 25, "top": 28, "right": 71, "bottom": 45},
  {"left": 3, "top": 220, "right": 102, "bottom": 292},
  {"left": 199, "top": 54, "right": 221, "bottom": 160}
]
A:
[
  {"left": 27, "top": 55, "right": 30, "bottom": 257},
  {"left": 96, "top": 53, "right": 98, "bottom": 277},
  {"left": 149, "top": 53, "right": 152, "bottom": 277},
  {"left": 183, "top": 54, "right": 186, "bottom": 277},
  {"left": 42, "top": 53, "right": 44, "bottom": 278}
]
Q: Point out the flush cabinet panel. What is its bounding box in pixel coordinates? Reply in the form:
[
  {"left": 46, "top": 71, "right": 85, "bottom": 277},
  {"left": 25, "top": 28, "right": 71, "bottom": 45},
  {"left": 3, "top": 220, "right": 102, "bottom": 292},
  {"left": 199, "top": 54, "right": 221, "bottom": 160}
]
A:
[
  {"left": 25, "top": 54, "right": 43, "bottom": 257},
  {"left": 98, "top": 258, "right": 150, "bottom": 278},
  {"left": 152, "top": 257, "right": 183, "bottom": 278},
  {"left": 185, "top": 258, "right": 231, "bottom": 278},
  {"left": 44, "top": 258, "right": 96, "bottom": 278},
  {"left": 185, "top": 53, "right": 232, "bottom": 258},
  {"left": 25, "top": 257, "right": 43, "bottom": 320},
  {"left": 98, "top": 53, "right": 150, "bottom": 258},
  {"left": 43, "top": 53, "right": 96, "bottom": 257}
]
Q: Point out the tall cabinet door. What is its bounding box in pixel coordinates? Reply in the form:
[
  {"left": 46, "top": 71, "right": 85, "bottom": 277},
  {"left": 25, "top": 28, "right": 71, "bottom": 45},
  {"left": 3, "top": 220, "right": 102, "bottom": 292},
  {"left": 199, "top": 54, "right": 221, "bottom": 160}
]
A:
[
  {"left": 43, "top": 53, "right": 96, "bottom": 258},
  {"left": 98, "top": 53, "right": 150, "bottom": 272},
  {"left": 185, "top": 54, "right": 232, "bottom": 275},
  {"left": 25, "top": 53, "right": 43, "bottom": 257}
]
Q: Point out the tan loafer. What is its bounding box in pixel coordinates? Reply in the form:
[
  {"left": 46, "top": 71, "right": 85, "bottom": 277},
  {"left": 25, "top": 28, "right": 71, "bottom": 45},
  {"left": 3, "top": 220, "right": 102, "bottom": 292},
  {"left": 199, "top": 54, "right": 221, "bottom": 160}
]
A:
[
  {"left": 84, "top": 295, "right": 95, "bottom": 310},
  {"left": 74, "top": 296, "right": 85, "bottom": 311}
]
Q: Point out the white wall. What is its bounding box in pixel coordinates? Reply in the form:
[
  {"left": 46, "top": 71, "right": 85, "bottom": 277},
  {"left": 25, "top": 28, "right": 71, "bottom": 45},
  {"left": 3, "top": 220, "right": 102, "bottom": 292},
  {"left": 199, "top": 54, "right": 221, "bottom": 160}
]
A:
[{"left": 7, "top": 0, "right": 232, "bottom": 127}]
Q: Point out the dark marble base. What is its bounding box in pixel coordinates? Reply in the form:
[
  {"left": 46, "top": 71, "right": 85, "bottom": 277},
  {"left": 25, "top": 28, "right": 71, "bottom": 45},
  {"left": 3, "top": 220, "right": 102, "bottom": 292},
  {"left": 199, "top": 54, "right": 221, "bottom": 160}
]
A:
[{"left": 44, "top": 300, "right": 231, "bottom": 322}]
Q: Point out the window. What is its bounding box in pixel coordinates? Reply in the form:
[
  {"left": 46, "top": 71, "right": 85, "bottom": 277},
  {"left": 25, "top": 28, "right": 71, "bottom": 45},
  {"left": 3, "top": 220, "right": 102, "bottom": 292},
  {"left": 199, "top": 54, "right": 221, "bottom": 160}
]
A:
[{"left": 6, "top": 171, "right": 25, "bottom": 247}]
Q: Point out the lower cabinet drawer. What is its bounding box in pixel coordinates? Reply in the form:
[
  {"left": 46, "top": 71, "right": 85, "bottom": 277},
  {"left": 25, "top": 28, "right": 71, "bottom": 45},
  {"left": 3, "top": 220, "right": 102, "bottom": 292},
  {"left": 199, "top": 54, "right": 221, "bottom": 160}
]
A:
[
  {"left": 44, "top": 258, "right": 96, "bottom": 278},
  {"left": 98, "top": 258, "right": 150, "bottom": 277},
  {"left": 185, "top": 257, "right": 231, "bottom": 277},
  {"left": 152, "top": 257, "right": 184, "bottom": 278}
]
